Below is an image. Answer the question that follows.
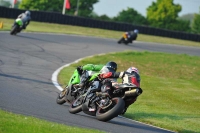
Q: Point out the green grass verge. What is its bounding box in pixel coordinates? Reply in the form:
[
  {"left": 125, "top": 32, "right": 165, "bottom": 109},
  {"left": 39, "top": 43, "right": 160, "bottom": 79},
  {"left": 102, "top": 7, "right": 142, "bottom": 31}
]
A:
[
  {"left": 58, "top": 51, "right": 200, "bottom": 133},
  {"left": 0, "top": 109, "right": 105, "bottom": 133},
  {"left": 0, "top": 17, "right": 200, "bottom": 47}
]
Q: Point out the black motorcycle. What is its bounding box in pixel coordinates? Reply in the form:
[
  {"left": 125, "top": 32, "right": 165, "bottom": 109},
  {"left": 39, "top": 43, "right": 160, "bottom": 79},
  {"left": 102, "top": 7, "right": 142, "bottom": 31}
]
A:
[
  {"left": 117, "top": 33, "right": 133, "bottom": 45},
  {"left": 118, "top": 32, "right": 138, "bottom": 45},
  {"left": 69, "top": 77, "right": 142, "bottom": 121}
]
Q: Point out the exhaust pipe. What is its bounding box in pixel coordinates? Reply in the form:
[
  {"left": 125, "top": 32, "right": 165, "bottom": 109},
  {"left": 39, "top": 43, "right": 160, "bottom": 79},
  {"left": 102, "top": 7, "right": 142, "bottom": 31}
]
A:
[{"left": 124, "top": 88, "right": 143, "bottom": 97}]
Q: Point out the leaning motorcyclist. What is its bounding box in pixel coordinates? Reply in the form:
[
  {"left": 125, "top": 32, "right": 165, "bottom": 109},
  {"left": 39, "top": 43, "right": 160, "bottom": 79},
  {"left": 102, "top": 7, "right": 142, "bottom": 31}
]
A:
[
  {"left": 13, "top": 10, "right": 31, "bottom": 30},
  {"left": 76, "top": 61, "right": 118, "bottom": 87},
  {"left": 99, "top": 66, "right": 143, "bottom": 114},
  {"left": 118, "top": 29, "right": 139, "bottom": 44},
  {"left": 62, "top": 61, "right": 117, "bottom": 94},
  {"left": 125, "top": 29, "right": 139, "bottom": 42}
]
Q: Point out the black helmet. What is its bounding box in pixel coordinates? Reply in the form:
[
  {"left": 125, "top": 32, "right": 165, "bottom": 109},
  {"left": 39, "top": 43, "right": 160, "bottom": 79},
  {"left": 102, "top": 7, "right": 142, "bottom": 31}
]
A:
[{"left": 105, "top": 61, "right": 117, "bottom": 72}]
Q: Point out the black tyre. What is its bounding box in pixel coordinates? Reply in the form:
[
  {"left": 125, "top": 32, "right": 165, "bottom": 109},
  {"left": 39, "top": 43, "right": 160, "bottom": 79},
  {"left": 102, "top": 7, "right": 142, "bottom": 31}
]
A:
[
  {"left": 96, "top": 97, "right": 125, "bottom": 122},
  {"left": 117, "top": 38, "right": 124, "bottom": 44},
  {"left": 68, "top": 96, "right": 83, "bottom": 114},
  {"left": 124, "top": 40, "right": 129, "bottom": 45},
  {"left": 10, "top": 25, "right": 18, "bottom": 35},
  {"left": 56, "top": 89, "right": 67, "bottom": 105}
]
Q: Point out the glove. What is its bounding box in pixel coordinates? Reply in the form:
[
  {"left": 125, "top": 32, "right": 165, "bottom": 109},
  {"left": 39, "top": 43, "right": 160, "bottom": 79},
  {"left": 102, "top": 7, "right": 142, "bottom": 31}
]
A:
[
  {"left": 98, "top": 72, "right": 112, "bottom": 79},
  {"left": 77, "top": 66, "right": 83, "bottom": 75},
  {"left": 98, "top": 74, "right": 104, "bottom": 80}
]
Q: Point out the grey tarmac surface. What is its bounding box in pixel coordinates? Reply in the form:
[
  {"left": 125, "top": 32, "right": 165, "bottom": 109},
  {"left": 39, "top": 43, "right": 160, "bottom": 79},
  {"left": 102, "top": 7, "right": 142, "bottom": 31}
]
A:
[{"left": 1, "top": 32, "right": 199, "bottom": 133}]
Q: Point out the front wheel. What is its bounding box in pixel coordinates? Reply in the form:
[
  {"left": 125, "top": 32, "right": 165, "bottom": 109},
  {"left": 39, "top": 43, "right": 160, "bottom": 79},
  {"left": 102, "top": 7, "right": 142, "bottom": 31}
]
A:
[
  {"left": 96, "top": 97, "right": 125, "bottom": 122},
  {"left": 117, "top": 37, "right": 124, "bottom": 44},
  {"left": 68, "top": 96, "right": 83, "bottom": 114},
  {"left": 10, "top": 25, "right": 18, "bottom": 35},
  {"left": 56, "top": 88, "right": 67, "bottom": 105}
]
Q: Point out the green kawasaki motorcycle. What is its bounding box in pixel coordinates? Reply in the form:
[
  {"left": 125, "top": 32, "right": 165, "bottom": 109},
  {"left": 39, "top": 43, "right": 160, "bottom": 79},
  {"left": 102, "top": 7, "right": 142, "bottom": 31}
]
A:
[
  {"left": 56, "top": 68, "right": 100, "bottom": 105},
  {"left": 10, "top": 18, "right": 23, "bottom": 35}
]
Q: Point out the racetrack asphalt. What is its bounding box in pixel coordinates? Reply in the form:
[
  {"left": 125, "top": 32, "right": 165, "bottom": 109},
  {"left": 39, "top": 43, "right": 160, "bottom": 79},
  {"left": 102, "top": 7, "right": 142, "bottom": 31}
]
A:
[{"left": 1, "top": 31, "right": 199, "bottom": 133}]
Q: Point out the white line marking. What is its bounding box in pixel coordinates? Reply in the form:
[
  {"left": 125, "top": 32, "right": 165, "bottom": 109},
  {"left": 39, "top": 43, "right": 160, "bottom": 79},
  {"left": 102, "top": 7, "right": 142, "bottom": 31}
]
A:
[{"left": 51, "top": 53, "right": 105, "bottom": 91}]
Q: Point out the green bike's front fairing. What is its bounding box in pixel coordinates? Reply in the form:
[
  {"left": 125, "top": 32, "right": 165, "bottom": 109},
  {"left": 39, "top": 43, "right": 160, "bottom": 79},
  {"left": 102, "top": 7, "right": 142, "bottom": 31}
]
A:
[
  {"left": 67, "top": 70, "right": 100, "bottom": 86},
  {"left": 15, "top": 18, "right": 23, "bottom": 26},
  {"left": 68, "top": 69, "right": 80, "bottom": 86},
  {"left": 67, "top": 64, "right": 104, "bottom": 86}
]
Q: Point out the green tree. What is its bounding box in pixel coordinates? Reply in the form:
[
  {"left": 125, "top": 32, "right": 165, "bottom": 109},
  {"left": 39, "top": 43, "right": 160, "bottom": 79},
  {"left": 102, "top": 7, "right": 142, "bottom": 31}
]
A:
[
  {"left": 74, "top": 0, "right": 99, "bottom": 17},
  {"left": 95, "top": 14, "right": 111, "bottom": 21},
  {"left": 147, "top": 0, "right": 181, "bottom": 27},
  {"left": 113, "top": 7, "right": 148, "bottom": 25},
  {"left": 19, "top": 0, "right": 99, "bottom": 17},
  {"left": 146, "top": 0, "right": 190, "bottom": 32},
  {"left": 0, "top": 0, "right": 11, "bottom": 7},
  {"left": 19, "top": 0, "right": 63, "bottom": 12},
  {"left": 191, "top": 13, "right": 200, "bottom": 34}
]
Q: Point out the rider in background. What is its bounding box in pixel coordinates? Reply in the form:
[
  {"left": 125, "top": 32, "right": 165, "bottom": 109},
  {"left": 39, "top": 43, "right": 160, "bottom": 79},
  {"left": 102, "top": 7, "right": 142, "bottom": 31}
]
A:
[
  {"left": 125, "top": 29, "right": 139, "bottom": 42},
  {"left": 99, "top": 66, "right": 143, "bottom": 114},
  {"left": 13, "top": 10, "right": 31, "bottom": 29},
  {"left": 118, "top": 29, "right": 139, "bottom": 44}
]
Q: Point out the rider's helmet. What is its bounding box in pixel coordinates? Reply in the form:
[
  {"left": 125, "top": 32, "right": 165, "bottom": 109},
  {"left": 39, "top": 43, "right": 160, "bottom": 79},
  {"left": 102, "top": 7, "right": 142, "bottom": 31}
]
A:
[
  {"left": 100, "top": 61, "right": 117, "bottom": 74},
  {"left": 25, "top": 10, "right": 31, "bottom": 16},
  {"left": 126, "top": 67, "right": 139, "bottom": 74},
  {"left": 126, "top": 67, "right": 140, "bottom": 84},
  {"left": 133, "top": 29, "right": 139, "bottom": 34},
  {"left": 105, "top": 61, "right": 117, "bottom": 72}
]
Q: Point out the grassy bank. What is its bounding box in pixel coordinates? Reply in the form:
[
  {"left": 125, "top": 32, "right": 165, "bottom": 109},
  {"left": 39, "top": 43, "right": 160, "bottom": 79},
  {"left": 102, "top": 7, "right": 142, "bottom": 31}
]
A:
[
  {"left": 58, "top": 51, "right": 200, "bottom": 133},
  {"left": 0, "top": 17, "right": 199, "bottom": 47},
  {"left": 0, "top": 109, "right": 105, "bottom": 133}
]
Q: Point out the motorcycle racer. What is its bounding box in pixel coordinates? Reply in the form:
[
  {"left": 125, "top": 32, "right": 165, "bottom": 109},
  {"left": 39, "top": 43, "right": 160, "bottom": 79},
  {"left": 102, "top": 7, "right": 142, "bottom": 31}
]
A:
[
  {"left": 13, "top": 10, "right": 31, "bottom": 30},
  {"left": 56, "top": 61, "right": 118, "bottom": 104},
  {"left": 99, "top": 66, "right": 143, "bottom": 114},
  {"left": 76, "top": 61, "right": 118, "bottom": 87},
  {"left": 118, "top": 29, "right": 139, "bottom": 44}
]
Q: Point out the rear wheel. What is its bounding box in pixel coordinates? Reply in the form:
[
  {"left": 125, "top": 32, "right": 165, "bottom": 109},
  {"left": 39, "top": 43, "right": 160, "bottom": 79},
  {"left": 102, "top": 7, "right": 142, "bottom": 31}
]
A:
[
  {"left": 96, "top": 97, "right": 125, "bottom": 122},
  {"left": 124, "top": 40, "right": 129, "bottom": 45}
]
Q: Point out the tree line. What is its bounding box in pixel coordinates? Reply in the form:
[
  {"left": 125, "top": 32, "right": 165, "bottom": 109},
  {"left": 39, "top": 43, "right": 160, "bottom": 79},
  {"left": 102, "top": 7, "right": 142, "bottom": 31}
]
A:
[{"left": 1, "top": 0, "right": 200, "bottom": 34}]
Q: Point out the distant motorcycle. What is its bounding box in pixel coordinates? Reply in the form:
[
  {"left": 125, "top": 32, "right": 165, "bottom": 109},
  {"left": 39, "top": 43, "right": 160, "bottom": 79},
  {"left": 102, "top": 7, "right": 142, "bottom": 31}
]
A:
[
  {"left": 118, "top": 31, "right": 138, "bottom": 45},
  {"left": 10, "top": 18, "right": 23, "bottom": 35},
  {"left": 118, "top": 33, "right": 130, "bottom": 45},
  {"left": 68, "top": 75, "right": 142, "bottom": 121}
]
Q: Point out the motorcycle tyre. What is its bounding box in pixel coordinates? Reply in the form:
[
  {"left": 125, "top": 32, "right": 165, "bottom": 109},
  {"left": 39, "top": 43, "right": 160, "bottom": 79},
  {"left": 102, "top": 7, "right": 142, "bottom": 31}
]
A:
[
  {"left": 96, "top": 97, "right": 125, "bottom": 122},
  {"left": 56, "top": 89, "right": 67, "bottom": 105},
  {"left": 118, "top": 38, "right": 124, "bottom": 44},
  {"left": 124, "top": 39, "right": 130, "bottom": 45},
  {"left": 10, "top": 25, "right": 18, "bottom": 35},
  {"left": 68, "top": 96, "right": 83, "bottom": 114}
]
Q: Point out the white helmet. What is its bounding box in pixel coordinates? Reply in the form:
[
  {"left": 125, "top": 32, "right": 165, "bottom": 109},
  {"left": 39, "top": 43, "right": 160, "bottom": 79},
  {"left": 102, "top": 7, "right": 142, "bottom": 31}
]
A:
[
  {"left": 25, "top": 10, "right": 31, "bottom": 16},
  {"left": 134, "top": 29, "right": 139, "bottom": 34},
  {"left": 126, "top": 67, "right": 139, "bottom": 74}
]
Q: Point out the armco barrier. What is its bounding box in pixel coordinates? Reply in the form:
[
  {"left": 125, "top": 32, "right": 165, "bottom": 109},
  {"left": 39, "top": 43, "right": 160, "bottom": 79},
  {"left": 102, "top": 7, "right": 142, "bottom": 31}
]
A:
[{"left": 0, "top": 6, "right": 199, "bottom": 42}]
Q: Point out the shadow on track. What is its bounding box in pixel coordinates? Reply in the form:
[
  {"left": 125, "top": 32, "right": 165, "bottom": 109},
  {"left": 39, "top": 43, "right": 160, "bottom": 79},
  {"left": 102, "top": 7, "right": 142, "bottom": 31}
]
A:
[
  {"left": 16, "top": 34, "right": 61, "bottom": 44},
  {"left": 0, "top": 73, "right": 52, "bottom": 85}
]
